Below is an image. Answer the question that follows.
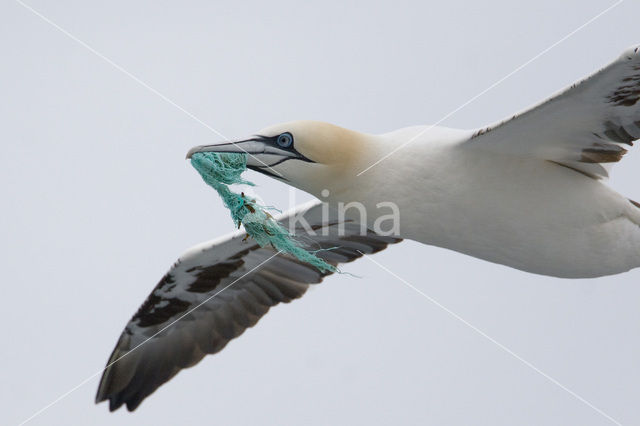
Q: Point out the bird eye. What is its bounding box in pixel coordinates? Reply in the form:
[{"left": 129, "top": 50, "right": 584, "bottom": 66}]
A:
[{"left": 276, "top": 133, "right": 293, "bottom": 148}]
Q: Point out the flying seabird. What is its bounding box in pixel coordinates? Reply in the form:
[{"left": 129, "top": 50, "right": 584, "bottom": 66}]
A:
[{"left": 97, "top": 45, "right": 640, "bottom": 411}]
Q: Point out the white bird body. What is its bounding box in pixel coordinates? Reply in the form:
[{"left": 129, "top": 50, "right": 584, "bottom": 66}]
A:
[
  {"left": 98, "top": 45, "right": 640, "bottom": 411},
  {"left": 332, "top": 125, "right": 640, "bottom": 278}
]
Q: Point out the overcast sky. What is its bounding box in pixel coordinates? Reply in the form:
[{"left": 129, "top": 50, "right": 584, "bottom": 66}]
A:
[{"left": 2, "top": 1, "right": 640, "bottom": 425}]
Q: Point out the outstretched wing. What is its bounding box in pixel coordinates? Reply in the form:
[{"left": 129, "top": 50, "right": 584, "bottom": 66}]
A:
[
  {"left": 95, "top": 200, "right": 401, "bottom": 411},
  {"left": 466, "top": 45, "right": 640, "bottom": 178}
]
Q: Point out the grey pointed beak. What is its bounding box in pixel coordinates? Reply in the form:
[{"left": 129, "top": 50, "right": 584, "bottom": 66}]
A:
[
  {"left": 187, "top": 137, "right": 313, "bottom": 165},
  {"left": 185, "top": 139, "right": 273, "bottom": 160},
  {"left": 186, "top": 137, "right": 313, "bottom": 180}
]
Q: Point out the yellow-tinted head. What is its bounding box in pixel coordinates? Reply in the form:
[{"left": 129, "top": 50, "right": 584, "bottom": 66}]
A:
[
  {"left": 187, "top": 120, "right": 371, "bottom": 196},
  {"left": 257, "top": 120, "right": 366, "bottom": 166}
]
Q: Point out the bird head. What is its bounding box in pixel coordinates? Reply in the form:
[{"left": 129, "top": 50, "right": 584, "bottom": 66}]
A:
[{"left": 186, "top": 120, "right": 370, "bottom": 197}]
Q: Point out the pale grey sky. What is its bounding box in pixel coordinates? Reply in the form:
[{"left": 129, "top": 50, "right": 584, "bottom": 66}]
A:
[{"left": 2, "top": 1, "right": 640, "bottom": 425}]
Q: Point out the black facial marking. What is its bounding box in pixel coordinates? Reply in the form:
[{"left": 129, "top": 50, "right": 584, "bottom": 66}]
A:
[
  {"left": 253, "top": 133, "right": 315, "bottom": 163},
  {"left": 247, "top": 164, "right": 289, "bottom": 181}
]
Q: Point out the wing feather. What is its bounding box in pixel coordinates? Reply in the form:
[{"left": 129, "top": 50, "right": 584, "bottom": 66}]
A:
[
  {"left": 96, "top": 200, "right": 401, "bottom": 411},
  {"left": 467, "top": 45, "right": 640, "bottom": 178}
]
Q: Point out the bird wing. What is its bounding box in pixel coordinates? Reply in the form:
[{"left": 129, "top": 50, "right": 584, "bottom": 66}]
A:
[
  {"left": 95, "top": 200, "right": 401, "bottom": 412},
  {"left": 465, "top": 45, "right": 640, "bottom": 178}
]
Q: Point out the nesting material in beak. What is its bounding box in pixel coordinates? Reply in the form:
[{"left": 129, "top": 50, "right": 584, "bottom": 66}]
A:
[{"left": 189, "top": 152, "right": 336, "bottom": 273}]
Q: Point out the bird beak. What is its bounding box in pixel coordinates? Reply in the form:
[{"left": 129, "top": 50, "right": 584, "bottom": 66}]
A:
[
  {"left": 186, "top": 138, "right": 267, "bottom": 160},
  {"left": 186, "top": 136, "right": 312, "bottom": 180}
]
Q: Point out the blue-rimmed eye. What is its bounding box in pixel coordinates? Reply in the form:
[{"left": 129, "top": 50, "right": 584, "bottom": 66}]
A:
[{"left": 276, "top": 132, "right": 293, "bottom": 148}]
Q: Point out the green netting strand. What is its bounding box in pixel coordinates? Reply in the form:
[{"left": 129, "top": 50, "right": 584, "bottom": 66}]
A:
[{"left": 190, "top": 152, "right": 337, "bottom": 274}]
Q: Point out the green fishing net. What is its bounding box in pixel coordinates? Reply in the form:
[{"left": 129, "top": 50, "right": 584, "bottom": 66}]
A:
[{"left": 190, "top": 152, "right": 336, "bottom": 273}]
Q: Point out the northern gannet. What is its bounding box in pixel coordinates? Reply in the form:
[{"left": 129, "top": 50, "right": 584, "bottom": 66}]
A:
[{"left": 97, "top": 46, "right": 640, "bottom": 411}]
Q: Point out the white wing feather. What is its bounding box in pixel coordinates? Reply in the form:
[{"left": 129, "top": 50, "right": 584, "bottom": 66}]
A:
[{"left": 467, "top": 45, "right": 640, "bottom": 178}]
